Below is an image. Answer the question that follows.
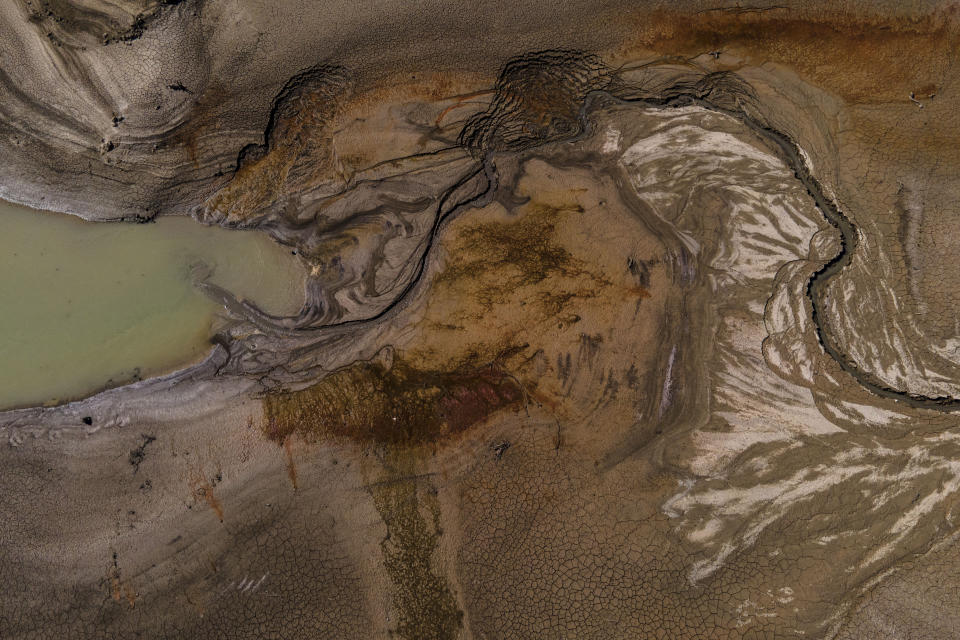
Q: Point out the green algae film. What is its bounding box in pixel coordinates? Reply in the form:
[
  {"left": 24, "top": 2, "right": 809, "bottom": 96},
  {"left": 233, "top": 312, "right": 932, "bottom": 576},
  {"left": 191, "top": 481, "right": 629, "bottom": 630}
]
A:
[{"left": 0, "top": 200, "right": 305, "bottom": 410}]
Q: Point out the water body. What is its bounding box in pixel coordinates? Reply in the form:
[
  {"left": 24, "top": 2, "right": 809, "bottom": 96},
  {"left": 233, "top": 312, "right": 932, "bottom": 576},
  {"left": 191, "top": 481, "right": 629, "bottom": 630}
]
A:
[{"left": 0, "top": 200, "right": 305, "bottom": 410}]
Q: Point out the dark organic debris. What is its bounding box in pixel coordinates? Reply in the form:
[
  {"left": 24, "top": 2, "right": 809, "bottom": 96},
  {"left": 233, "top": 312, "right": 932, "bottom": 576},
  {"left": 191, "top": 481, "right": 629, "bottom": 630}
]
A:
[{"left": 128, "top": 434, "right": 157, "bottom": 474}]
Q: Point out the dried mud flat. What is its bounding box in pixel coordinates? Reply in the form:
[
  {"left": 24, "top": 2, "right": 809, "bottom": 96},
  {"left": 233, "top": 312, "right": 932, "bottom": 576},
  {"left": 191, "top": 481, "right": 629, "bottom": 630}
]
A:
[{"left": 2, "top": 1, "right": 960, "bottom": 638}]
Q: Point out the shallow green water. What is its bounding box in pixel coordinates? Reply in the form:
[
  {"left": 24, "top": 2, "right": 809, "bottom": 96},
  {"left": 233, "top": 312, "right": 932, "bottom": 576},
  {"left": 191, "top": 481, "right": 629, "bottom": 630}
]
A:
[{"left": 0, "top": 200, "right": 305, "bottom": 410}]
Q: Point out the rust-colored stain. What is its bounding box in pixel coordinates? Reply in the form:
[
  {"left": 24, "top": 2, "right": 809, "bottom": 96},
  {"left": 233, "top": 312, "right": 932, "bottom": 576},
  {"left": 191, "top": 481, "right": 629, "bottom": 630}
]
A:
[
  {"left": 627, "top": 285, "right": 652, "bottom": 300},
  {"left": 912, "top": 82, "right": 939, "bottom": 99},
  {"left": 283, "top": 435, "right": 299, "bottom": 490},
  {"left": 108, "top": 568, "right": 137, "bottom": 609},
  {"left": 263, "top": 355, "right": 525, "bottom": 446},
  {"left": 188, "top": 471, "right": 224, "bottom": 522}
]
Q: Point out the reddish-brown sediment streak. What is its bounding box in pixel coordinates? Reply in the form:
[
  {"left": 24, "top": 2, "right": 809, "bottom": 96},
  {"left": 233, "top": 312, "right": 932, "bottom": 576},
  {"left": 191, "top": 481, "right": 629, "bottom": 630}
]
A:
[
  {"left": 437, "top": 367, "right": 525, "bottom": 432},
  {"left": 188, "top": 471, "right": 225, "bottom": 522},
  {"left": 263, "top": 357, "right": 525, "bottom": 446}
]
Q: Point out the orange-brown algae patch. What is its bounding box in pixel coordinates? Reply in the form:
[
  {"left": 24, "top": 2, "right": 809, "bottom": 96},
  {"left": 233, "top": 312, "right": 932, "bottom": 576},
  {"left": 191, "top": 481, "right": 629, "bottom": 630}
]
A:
[
  {"left": 202, "top": 67, "right": 348, "bottom": 223},
  {"left": 408, "top": 164, "right": 664, "bottom": 382},
  {"left": 614, "top": 8, "right": 960, "bottom": 104},
  {"left": 397, "top": 160, "right": 674, "bottom": 454},
  {"left": 262, "top": 355, "right": 525, "bottom": 447},
  {"left": 433, "top": 200, "right": 611, "bottom": 316}
]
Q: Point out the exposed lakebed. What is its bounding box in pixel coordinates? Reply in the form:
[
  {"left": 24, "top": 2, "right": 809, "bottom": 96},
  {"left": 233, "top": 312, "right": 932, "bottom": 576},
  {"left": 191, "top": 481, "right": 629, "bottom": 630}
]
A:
[{"left": 0, "top": 200, "right": 305, "bottom": 410}]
